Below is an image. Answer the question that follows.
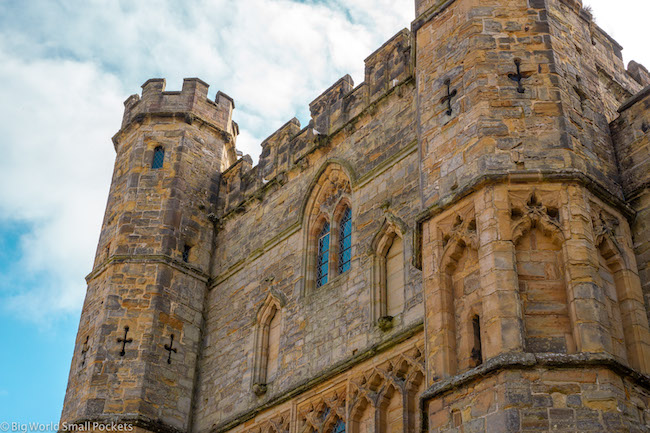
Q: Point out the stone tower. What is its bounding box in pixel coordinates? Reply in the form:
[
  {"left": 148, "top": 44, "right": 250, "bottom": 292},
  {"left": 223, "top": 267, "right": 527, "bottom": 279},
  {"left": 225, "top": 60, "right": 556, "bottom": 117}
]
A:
[
  {"left": 414, "top": 0, "right": 650, "bottom": 429},
  {"left": 62, "top": 0, "right": 650, "bottom": 432},
  {"left": 61, "top": 78, "right": 238, "bottom": 432}
]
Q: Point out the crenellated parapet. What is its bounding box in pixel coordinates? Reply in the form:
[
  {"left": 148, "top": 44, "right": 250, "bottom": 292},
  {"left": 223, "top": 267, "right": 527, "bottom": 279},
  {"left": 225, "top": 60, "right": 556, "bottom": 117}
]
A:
[
  {"left": 258, "top": 117, "right": 302, "bottom": 181},
  {"left": 120, "top": 78, "right": 238, "bottom": 143},
  {"left": 309, "top": 29, "right": 412, "bottom": 136},
  {"left": 219, "top": 29, "right": 414, "bottom": 218},
  {"left": 628, "top": 61, "right": 650, "bottom": 87}
]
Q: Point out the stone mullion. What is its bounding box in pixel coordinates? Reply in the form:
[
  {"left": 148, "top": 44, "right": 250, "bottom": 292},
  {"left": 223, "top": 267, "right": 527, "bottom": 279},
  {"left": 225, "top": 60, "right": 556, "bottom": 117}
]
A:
[
  {"left": 400, "top": 389, "right": 409, "bottom": 433},
  {"left": 563, "top": 186, "right": 610, "bottom": 355},
  {"left": 289, "top": 401, "right": 297, "bottom": 433},
  {"left": 476, "top": 187, "right": 525, "bottom": 359},
  {"left": 374, "top": 398, "right": 382, "bottom": 433}
]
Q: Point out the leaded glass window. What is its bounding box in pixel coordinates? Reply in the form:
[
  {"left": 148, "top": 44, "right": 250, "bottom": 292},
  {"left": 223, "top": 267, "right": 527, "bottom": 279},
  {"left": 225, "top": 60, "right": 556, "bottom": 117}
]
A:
[
  {"left": 317, "top": 222, "right": 330, "bottom": 287},
  {"left": 338, "top": 207, "right": 352, "bottom": 274},
  {"left": 152, "top": 146, "right": 165, "bottom": 169},
  {"left": 332, "top": 419, "right": 345, "bottom": 433}
]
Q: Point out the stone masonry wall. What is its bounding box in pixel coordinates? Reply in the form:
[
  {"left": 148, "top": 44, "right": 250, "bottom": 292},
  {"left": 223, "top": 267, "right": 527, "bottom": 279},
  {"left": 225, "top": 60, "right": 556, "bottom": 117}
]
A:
[
  {"left": 611, "top": 86, "right": 650, "bottom": 323},
  {"left": 194, "top": 56, "right": 424, "bottom": 431},
  {"left": 414, "top": 0, "right": 643, "bottom": 212},
  {"left": 223, "top": 335, "right": 425, "bottom": 433}
]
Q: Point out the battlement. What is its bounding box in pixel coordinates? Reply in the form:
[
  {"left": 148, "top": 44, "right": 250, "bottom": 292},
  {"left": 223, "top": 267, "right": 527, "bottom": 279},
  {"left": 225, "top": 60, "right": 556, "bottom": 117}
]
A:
[
  {"left": 628, "top": 61, "right": 650, "bottom": 87},
  {"left": 219, "top": 29, "right": 414, "bottom": 217},
  {"left": 309, "top": 28, "right": 412, "bottom": 136},
  {"left": 120, "top": 78, "right": 237, "bottom": 139}
]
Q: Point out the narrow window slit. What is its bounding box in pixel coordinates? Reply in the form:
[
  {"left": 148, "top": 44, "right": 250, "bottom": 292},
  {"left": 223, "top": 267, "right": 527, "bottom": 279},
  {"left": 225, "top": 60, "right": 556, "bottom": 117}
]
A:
[
  {"left": 471, "top": 315, "right": 482, "bottom": 367},
  {"left": 152, "top": 146, "right": 165, "bottom": 169},
  {"left": 182, "top": 244, "right": 191, "bottom": 263}
]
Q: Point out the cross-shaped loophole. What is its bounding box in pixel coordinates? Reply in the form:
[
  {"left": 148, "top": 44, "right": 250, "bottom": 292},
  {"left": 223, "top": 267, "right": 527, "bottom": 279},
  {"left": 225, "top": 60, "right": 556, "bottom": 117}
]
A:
[
  {"left": 440, "top": 79, "right": 458, "bottom": 115},
  {"left": 117, "top": 326, "right": 133, "bottom": 357},
  {"left": 164, "top": 334, "right": 177, "bottom": 364}
]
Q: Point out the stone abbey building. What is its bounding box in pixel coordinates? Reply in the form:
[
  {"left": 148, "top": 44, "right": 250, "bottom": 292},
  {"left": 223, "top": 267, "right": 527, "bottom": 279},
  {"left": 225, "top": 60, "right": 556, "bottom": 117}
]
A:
[{"left": 62, "top": 0, "right": 650, "bottom": 431}]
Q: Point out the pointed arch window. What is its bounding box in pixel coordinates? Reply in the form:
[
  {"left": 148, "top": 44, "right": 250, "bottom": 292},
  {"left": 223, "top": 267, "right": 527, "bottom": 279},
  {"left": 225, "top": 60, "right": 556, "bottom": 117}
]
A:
[
  {"left": 152, "top": 146, "right": 165, "bottom": 169},
  {"left": 317, "top": 222, "right": 331, "bottom": 288},
  {"left": 338, "top": 207, "right": 352, "bottom": 274}
]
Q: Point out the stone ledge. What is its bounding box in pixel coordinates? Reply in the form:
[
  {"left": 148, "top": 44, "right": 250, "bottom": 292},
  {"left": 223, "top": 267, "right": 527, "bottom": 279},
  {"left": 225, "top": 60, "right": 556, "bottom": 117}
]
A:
[
  {"left": 86, "top": 254, "right": 210, "bottom": 283},
  {"left": 416, "top": 169, "right": 634, "bottom": 226},
  {"left": 420, "top": 351, "right": 650, "bottom": 403},
  {"left": 112, "top": 111, "right": 236, "bottom": 151},
  {"left": 618, "top": 84, "right": 650, "bottom": 113}
]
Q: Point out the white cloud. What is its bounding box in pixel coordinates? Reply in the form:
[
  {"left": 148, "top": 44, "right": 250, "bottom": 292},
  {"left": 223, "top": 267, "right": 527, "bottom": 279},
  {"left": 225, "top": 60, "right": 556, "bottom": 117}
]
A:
[
  {"left": 0, "top": 42, "right": 123, "bottom": 322},
  {"left": 0, "top": 0, "right": 413, "bottom": 323}
]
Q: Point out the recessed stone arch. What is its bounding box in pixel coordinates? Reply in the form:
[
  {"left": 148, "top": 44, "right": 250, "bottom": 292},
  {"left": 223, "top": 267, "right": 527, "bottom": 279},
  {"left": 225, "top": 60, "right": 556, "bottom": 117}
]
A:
[
  {"left": 300, "top": 160, "right": 356, "bottom": 229},
  {"left": 438, "top": 234, "right": 481, "bottom": 375},
  {"left": 349, "top": 394, "right": 373, "bottom": 433},
  {"left": 377, "top": 384, "right": 403, "bottom": 433},
  {"left": 371, "top": 218, "right": 407, "bottom": 328},
  {"left": 514, "top": 221, "right": 574, "bottom": 354},
  {"left": 252, "top": 293, "right": 285, "bottom": 395}
]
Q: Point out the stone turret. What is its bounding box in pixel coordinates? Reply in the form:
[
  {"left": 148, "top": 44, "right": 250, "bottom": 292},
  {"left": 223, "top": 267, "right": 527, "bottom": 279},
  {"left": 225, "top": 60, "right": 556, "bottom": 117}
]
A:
[
  {"left": 415, "top": 0, "right": 650, "bottom": 430},
  {"left": 61, "top": 78, "right": 238, "bottom": 433}
]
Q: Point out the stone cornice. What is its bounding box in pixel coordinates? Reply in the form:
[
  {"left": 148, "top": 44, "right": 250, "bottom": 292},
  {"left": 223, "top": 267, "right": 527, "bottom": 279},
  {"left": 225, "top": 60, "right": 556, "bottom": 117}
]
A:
[
  {"left": 617, "top": 84, "right": 650, "bottom": 113},
  {"left": 420, "top": 351, "right": 650, "bottom": 402},
  {"left": 112, "top": 111, "right": 235, "bottom": 152},
  {"left": 86, "top": 254, "right": 210, "bottom": 283}
]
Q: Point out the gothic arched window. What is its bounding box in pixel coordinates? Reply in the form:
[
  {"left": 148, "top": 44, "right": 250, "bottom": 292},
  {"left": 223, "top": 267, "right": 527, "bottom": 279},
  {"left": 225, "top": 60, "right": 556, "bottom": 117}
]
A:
[
  {"left": 152, "top": 146, "right": 165, "bottom": 169},
  {"left": 302, "top": 162, "right": 353, "bottom": 293},
  {"left": 317, "top": 222, "right": 331, "bottom": 288},
  {"left": 338, "top": 207, "right": 352, "bottom": 274}
]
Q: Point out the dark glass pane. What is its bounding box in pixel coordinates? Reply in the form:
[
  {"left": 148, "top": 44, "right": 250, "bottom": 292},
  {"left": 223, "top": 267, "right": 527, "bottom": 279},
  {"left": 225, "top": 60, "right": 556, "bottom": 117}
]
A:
[
  {"left": 317, "top": 222, "right": 330, "bottom": 287},
  {"left": 338, "top": 207, "right": 352, "bottom": 274},
  {"left": 333, "top": 420, "right": 345, "bottom": 433},
  {"left": 152, "top": 146, "right": 165, "bottom": 169}
]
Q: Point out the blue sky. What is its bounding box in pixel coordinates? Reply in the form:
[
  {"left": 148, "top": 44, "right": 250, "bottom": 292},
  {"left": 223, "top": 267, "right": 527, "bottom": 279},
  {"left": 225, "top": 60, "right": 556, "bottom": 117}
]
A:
[{"left": 0, "top": 0, "right": 648, "bottom": 425}]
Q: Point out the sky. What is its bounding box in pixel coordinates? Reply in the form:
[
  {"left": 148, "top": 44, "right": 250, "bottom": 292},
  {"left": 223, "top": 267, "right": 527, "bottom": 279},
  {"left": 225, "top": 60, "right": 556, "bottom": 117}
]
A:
[{"left": 0, "top": 0, "right": 648, "bottom": 425}]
